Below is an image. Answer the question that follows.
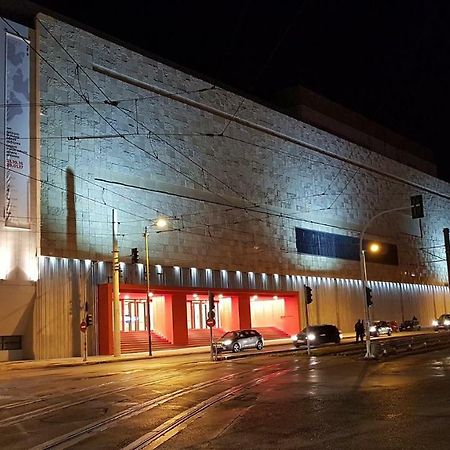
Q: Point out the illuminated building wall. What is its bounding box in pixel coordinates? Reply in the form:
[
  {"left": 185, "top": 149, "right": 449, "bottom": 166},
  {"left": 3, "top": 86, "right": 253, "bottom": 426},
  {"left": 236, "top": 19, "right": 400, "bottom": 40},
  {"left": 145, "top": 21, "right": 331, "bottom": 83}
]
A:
[
  {"left": 2, "top": 11, "right": 449, "bottom": 359},
  {"left": 35, "top": 13, "right": 450, "bottom": 286},
  {"left": 0, "top": 18, "right": 39, "bottom": 361}
]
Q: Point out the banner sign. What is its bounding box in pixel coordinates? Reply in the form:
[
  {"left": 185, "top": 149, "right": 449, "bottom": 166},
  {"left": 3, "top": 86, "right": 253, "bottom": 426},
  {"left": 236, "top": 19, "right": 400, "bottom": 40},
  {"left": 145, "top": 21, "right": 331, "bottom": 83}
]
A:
[{"left": 4, "top": 31, "right": 30, "bottom": 228}]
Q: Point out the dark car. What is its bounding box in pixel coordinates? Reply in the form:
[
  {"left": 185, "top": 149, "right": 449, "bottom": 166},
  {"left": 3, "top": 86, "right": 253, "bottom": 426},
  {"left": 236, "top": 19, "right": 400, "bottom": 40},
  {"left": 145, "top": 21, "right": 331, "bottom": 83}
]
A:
[
  {"left": 369, "top": 320, "right": 392, "bottom": 337},
  {"left": 214, "top": 329, "right": 264, "bottom": 353},
  {"left": 432, "top": 314, "right": 450, "bottom": 331},
  {"left": 399, "top": 318, "right": 421, "bottom": 331},
  {"left": 291, "top": 324, "right": 342, "bottom": 348}
]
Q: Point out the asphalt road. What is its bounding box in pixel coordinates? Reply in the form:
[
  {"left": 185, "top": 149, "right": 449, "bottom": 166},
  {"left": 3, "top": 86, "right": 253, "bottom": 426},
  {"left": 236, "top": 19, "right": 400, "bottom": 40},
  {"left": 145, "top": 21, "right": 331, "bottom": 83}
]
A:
[{"left": 1, "top": 334, "right": 449, "bottom": 449}]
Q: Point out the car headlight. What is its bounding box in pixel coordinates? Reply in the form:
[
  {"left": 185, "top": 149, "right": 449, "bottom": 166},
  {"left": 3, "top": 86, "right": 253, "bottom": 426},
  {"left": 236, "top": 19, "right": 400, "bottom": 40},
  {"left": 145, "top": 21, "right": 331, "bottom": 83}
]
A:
[
  {"left": 432, "top": 320, "right": 438, "bottom": 326},
  {"left": 444, "top": 320, "right": 450, "bottom": 326},
  {"left": 339, "top": 333, "right": 343, "bottom": 339},
  {"left": 223, "top": 339, "right": 232, "bottom": 345},
  {"left": 307, "top": 333, "right": 316, "bottom": 341},
  {"left": 291, "top": 335, "right": 298, "bottom": 341},
  {"left": 369, "top": 326, "right": 376, "bottom": 332}
]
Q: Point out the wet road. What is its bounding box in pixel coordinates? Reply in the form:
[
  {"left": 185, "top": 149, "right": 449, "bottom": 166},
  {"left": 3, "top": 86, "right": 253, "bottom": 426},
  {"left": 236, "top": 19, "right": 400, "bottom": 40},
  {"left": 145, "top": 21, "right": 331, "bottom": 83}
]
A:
[{"left": 1, "top": 347, "right": 450, "bottom": 449}]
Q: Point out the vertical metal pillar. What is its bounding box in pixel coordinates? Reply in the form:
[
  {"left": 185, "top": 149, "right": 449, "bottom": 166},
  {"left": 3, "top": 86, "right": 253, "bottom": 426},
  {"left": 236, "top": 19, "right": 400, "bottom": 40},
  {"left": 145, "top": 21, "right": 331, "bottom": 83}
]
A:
[
  {"left": 112, "top": 209, "right": 121, "bottom": 357},
  {"left": 144, "top": 226, "right": 153, "bottom": 356}
]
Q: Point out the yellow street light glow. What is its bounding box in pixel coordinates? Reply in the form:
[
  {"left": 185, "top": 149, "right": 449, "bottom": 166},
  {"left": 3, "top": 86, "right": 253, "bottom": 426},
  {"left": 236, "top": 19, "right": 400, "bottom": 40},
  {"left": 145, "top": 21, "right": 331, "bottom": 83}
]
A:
[
  {"left": 156, "top": 218, "right": 168, "bottom": 228},
  {"left": 369, "top": 242, "right": 380, "bottom": 253}
]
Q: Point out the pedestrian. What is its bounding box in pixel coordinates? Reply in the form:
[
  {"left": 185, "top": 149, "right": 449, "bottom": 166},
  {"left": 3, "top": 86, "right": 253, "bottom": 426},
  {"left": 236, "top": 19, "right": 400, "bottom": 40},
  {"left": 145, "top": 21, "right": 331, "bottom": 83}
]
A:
[
  {"left": 354, "top": 319, "right": 362, "bottom": 343},
  {"left": 358, "top": 319, "right": 365, "bottom": 342}
]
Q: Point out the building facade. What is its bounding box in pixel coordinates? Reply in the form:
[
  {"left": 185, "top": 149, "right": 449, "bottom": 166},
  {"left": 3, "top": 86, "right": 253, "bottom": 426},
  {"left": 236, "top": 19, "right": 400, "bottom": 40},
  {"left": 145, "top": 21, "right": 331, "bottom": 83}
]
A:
[{"left": 1, "top": 11, "right": 450, "bottom": 360}]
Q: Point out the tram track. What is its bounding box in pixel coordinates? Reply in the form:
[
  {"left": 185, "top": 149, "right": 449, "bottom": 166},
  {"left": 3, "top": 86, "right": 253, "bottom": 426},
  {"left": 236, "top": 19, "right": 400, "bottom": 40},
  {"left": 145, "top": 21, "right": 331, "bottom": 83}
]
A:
[
  {"left": 122, "top": 367, "right": 294, "bottom": 450},
  {"left": 28, "top": 362, "right": 291, "bottom": 450}
]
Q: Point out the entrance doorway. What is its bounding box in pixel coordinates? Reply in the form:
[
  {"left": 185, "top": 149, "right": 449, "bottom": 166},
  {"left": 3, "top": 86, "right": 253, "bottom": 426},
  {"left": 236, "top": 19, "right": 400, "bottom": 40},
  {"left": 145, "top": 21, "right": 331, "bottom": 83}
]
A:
[
  {"left": 121, "top": 298, "right": 149, "bottom": 332},
  {"left": 186, "top": 296, "right": 220, "bottom": 329}
]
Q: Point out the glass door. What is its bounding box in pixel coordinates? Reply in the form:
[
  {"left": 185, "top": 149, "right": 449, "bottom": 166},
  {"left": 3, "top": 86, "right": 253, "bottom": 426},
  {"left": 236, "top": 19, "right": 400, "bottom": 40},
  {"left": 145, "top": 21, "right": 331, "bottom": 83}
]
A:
[{"left": 121, "top": 299, "right": 148, "bottom": 331}]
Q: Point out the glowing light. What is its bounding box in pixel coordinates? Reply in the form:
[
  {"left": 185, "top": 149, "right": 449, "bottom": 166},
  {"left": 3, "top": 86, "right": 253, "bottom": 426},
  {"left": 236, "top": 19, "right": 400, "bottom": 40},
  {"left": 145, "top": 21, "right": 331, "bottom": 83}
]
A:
[
  {"left": 369, "top": 242, "right": 380, "bottom": 253},
  {"left": 124, "top": 295, "right": 130, "bottom": 299},
  {"left": 156, "top": 218, "right": 168, "bottom": 228},
  {"left": 218, "top": 294, "right": 223, "bottom": 299}
]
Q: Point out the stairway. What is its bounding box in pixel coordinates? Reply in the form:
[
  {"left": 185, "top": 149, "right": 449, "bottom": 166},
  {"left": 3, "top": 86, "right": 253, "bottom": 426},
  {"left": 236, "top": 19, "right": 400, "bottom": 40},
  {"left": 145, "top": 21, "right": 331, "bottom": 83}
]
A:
[
  {"left": 188, "top": 328, "right": 225, "bottom": 347},
  {"left": 254, "top": 327, "right": 290, "bottom": 340},
  {"left": 120, "top": 331, "right": 172, "bottom": 353}
]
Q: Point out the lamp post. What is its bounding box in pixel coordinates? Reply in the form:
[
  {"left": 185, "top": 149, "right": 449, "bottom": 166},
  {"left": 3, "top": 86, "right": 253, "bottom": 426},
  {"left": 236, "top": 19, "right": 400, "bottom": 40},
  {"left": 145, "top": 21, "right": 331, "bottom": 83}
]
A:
[
  {"left": 359, "top": 246, "right": 373, "bottom": 358},
  {"left": 144, "top": 226, "right": 152, "bottom": 356},
  {"left": 359, "top": 206, "right": 410, "bottom": 358},
  {"left": 143, "top": 217, "right": 168, "bottom": 357}
]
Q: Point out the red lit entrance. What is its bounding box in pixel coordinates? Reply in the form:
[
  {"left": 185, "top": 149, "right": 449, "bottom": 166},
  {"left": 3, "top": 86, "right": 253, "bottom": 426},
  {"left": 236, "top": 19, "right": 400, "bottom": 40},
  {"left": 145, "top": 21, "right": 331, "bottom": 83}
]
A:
[{"left": 97, "top": 283, "right": 301, "bottom": 355}]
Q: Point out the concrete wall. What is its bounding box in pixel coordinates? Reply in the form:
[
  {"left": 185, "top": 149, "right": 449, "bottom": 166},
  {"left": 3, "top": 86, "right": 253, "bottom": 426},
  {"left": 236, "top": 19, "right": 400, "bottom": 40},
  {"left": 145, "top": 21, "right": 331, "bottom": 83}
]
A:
[
  {"left": 23, "top": 14, "right": 450, "bottom": 359},
  {"left": 36, "top": 14, "right": 450, "bottom": 286},
  {"left": 0, "top": 18, "right": 39, "bottom": 360}
]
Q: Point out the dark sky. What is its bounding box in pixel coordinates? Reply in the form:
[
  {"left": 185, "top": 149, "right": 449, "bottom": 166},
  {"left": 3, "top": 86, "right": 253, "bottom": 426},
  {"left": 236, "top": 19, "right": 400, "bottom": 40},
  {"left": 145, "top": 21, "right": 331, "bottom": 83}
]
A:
[{"left": 25, "top": 0, "right": 450, "bottom": 182}]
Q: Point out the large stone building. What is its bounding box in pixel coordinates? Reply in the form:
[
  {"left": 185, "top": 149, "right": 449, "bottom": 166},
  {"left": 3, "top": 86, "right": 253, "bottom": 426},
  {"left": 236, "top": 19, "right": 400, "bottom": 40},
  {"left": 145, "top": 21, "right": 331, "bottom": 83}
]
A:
[{"left": 1, "top": 8, "right": 450, "bottom": 361}]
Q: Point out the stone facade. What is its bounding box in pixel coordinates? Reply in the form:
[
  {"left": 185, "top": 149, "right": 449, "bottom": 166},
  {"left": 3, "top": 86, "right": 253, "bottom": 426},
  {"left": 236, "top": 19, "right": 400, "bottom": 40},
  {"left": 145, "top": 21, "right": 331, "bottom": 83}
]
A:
[{"left": 37, "top": 13, "right": 450, "bottom": 286}]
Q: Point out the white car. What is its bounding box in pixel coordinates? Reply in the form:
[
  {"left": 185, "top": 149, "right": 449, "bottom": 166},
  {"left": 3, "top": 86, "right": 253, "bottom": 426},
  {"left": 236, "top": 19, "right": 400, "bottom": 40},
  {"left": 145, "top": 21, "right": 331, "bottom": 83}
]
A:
[{"left": 369, "top": 320, "right": 392, "bottom": 337}]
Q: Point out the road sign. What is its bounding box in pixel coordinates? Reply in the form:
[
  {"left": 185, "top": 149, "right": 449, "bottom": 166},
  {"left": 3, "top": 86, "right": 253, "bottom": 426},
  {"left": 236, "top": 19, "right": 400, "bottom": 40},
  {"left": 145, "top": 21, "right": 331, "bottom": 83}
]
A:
[
  {"left": 206, "top": 317, "right": 216, "bottom": 327},
  {"left": 80, "top": 320, "right": 87, "bottom": 332}
]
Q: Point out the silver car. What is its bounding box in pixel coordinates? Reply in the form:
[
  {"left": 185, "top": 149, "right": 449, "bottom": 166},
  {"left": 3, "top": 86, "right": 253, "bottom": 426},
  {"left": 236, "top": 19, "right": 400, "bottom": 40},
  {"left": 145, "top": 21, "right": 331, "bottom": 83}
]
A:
[
  {"left": 214, "top": 329, "right": 264, "bottom": 353},
  {"left": 369, "top": 320, "right": 392, "bottom": 337}
]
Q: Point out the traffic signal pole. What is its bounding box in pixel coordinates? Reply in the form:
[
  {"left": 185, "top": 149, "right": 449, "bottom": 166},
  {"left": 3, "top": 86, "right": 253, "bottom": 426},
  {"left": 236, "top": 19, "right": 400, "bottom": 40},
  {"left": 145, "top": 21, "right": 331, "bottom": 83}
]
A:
[
  {"left": 304, "top": 288, "right": 311, "bottom": 356},
  {"left": 359, "top": 205, "right": 413, "bottom": 359}
]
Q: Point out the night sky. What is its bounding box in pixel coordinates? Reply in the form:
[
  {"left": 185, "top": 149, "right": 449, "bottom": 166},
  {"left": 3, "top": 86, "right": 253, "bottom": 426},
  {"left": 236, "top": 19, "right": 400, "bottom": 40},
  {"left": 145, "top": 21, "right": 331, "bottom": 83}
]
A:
[{"left": 25, "top": 1, "right": 450, "bottom": 182}]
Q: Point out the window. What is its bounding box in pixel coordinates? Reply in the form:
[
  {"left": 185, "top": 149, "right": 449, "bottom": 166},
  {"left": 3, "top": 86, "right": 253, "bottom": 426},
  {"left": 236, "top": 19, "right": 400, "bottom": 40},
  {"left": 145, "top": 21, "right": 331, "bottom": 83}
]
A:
[{"left": 0, "top": 336, "right": 22, "bottom": 350}]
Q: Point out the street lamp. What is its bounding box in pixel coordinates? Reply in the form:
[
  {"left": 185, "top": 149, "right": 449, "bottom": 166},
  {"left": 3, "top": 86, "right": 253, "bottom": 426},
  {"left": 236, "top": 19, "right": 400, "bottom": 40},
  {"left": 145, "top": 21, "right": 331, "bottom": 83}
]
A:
[
  {"left": 360, "top": 241, "right": 380, "bottom": 359},
  {"left": 359, "top": 204, "right": 423, "bottom": 358},
  {"left": 144, "top": 217, "right": 168, "bottom": 356}
]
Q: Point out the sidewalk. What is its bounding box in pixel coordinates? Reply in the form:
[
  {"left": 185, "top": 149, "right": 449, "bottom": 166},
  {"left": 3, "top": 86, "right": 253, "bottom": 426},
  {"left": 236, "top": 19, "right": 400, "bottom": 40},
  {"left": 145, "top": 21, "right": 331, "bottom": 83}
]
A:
[
  {"left": 0, "top": 332, "right": 365, "bottom": 372},
  {"left": 0, "top": 337, "right": 301, "bottom": 372}
]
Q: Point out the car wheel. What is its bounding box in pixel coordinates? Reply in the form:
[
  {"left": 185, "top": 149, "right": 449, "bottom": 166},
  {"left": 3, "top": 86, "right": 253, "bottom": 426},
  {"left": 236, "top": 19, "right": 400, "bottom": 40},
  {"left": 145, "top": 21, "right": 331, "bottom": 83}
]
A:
[
  {"left": 256, "top": 340, "right": 263, "bottom": 350},
  {"left": 388, "top": 331, "right": 392, "bottom": 336},
  {"left": 335, "top": 338, "right": 341, "bottom": 344},
  {"left": 232, "top": 343, "right": 241, "bottom": 353},
  {"left": 375, "top": 331, "right": 380, "bottom": 337}
]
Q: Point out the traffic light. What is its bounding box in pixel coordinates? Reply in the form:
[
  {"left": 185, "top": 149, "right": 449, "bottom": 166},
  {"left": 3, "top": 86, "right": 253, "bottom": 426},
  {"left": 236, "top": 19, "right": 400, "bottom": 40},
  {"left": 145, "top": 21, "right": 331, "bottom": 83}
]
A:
[
  {"left": 365, "top": 286, "right": 373, "bottom": 307},
  {"left": 304, "top": 285, "right": 313, "bottom": 304},
  {"left": 411, "top": 194, "right": 424, "bottom": 219},
  {"left": 208, "top": 292, "right": 215, "bottom": 319},
  {"left": 86, "top": 314, "right": 93, "bottom": 326},
  {"left": 131, "top": 248, "right": 139, "bottom": 263}
]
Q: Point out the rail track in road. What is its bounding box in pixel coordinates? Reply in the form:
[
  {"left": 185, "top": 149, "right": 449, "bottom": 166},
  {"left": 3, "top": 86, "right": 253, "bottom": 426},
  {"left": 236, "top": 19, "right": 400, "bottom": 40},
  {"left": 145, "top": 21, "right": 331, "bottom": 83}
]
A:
[
  {"left": 2, "top": 360, "right": 291, "bottom": 450},
  {"left": 31, "top": 363, "right": 299, "bottom": 450}
]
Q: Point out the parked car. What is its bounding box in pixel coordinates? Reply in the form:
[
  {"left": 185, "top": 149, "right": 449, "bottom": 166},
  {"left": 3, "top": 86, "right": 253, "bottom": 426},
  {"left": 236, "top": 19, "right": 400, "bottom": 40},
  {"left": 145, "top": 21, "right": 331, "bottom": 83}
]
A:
[
  {"left": 399, "top": 318, "right": 421, "bottom": 331},
  {"left": 388, "top": 320, "right": 399, "bottom": 332},
  {"left": 432, "top": 314, "right": 450, "bottom": 331},
  {"left": 369, "top": 320, "right": 392, "bottom": 337},
  {"left": 214, "top": 329, "right": 264, "bottom": 353},
  {"left": 291, "top": 324, "right": 342, "bottom": 348}
]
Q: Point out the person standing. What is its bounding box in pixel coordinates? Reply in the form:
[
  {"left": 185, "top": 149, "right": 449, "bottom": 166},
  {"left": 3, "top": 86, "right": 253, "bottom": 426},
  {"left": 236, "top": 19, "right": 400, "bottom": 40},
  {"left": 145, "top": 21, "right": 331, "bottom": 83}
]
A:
[
  {"left": 354, "top": 319, "right": 362, "bottom": 342},
  {"left": 358, "top": 319, "right": 365, "bottom": 342}
]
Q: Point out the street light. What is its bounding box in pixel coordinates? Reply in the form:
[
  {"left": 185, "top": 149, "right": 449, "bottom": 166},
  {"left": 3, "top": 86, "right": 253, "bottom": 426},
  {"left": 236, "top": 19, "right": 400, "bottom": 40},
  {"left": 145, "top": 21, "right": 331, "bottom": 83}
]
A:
[
  {"left": 360, "top": 241, "right": 380, "bottom": 358},
  {"left": 144, "top": 217, "right": 168, "bottom": 356},
  {"left": 359, "top": 204, "right": 424, "bottom": 359}
]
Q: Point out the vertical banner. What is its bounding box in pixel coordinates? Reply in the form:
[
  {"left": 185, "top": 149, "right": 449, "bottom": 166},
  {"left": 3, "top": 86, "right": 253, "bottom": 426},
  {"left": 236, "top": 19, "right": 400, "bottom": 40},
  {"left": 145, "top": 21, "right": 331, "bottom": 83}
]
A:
[{"left": 4, "top": 31, "right": 30, "bottom": 228}]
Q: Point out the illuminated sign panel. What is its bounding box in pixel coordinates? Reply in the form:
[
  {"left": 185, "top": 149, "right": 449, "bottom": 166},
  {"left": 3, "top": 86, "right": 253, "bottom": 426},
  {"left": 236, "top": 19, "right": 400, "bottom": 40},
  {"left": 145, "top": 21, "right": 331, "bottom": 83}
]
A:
[{"left": 295, "top": 227, "right": 398, "bottom": 265}]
